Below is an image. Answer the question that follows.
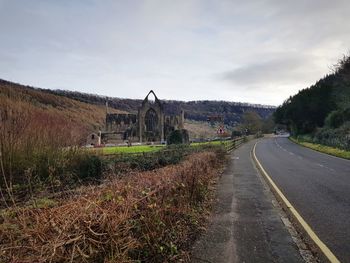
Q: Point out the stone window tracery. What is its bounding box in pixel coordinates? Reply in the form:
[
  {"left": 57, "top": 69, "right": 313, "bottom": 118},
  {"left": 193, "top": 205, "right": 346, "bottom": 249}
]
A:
[{"left": 145, "top": 108, "right": 158, "bottom": 132}]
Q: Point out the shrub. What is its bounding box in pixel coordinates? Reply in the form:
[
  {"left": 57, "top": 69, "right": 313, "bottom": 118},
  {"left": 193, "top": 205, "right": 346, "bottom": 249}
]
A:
[
  {"left": 71, "top": 153, "right": 103, "bottom": 181},
  {"left": 231, "top": 130, "right": 242, "bottom": 138},
  {"left": 311, "top": 122, "right": 350, "bottom": 150},
  {"left": 167, "top": 129, "right": 189, "bottom": 145}
]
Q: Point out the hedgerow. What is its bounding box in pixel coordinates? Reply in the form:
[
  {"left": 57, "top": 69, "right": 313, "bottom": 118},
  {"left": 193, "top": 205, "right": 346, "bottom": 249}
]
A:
[{"left": 0, "top": 151, "right": 224, "bottom": 262}]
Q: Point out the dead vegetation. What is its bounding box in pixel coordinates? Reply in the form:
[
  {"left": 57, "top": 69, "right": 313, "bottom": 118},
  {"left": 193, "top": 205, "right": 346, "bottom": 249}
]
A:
[
  {"left": 184, "top": 120, "right": 217, "bottom": 140},
  {"left": 0, "top": 151, "right": 224, "bottom": 262},
  {"left": 0, "top": 80, "right": 125, "bottom": 134},
  {"left": 0, "top": 82, "right": 129, "bottom": 206},
  {"left": 0, "top": 80, "right": 227, "bottom": 262}
]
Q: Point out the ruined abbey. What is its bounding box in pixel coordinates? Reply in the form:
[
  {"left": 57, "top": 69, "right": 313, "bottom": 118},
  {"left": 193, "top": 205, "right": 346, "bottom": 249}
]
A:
[{"left": 87, "top": 91, "right": 185, "bottom": 145}]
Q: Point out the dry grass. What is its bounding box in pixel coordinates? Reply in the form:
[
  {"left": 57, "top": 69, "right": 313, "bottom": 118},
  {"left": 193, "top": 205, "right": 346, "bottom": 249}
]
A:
[
  {"left": 0, "top": 82, "right": 126, "bottom": 205},
  {"left": 0, "top": 81, "right": 126, "bottom": 134},
  {"left": 0, "top": 151, "right": 223, "bottom": 263},
  {"left": 184, "top": 121, "right": 217, "bottom": 139}
]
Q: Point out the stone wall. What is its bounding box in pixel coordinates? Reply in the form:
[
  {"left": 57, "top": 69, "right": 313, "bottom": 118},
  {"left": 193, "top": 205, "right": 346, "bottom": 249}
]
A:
[{"left": 106, "top": 113, "right": 137, "bottom": 132}]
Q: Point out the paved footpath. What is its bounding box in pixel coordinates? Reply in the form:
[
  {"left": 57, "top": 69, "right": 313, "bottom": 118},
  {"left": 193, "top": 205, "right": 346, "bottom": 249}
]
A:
[{"left": 191, "top": 140, "right": 304, "bottom": 263}]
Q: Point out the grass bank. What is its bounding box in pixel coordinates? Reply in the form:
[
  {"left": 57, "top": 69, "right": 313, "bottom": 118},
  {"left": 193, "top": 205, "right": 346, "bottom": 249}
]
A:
[
  {"left": 0, "top": 150, "right": 225, "bottom": 263},
  {"left": 290, "top": 137, "right": 350, "bottom": 160}
]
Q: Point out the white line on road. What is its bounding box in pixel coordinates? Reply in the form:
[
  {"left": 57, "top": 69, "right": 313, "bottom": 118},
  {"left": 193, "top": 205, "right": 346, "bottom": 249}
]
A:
[{"left": 274, "top": 138, "right": 336, "bottom": 173}]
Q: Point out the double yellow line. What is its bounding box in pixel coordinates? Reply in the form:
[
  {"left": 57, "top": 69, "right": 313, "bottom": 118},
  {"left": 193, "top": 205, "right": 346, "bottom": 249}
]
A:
[{"left": 252, "top": 142, "right": 340, "bottom": 263}]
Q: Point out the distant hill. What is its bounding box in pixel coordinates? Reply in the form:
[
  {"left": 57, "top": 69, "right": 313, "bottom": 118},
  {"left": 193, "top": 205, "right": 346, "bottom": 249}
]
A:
[
  {"left": 44, "top": 88, "right": 276, "bottom": 126},
  {"left": 1, "top": 78, "right": 275, "bottom": 140}
]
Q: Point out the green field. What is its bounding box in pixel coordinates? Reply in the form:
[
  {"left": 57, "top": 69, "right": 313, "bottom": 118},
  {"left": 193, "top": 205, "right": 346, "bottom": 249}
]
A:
[
  {"left": 98, "top": 145, "right": 165, "bottom": 155},
  {"left": 191, "top": 140, "right": 232, "bottom": 147},
  {"left": 290, "top": 137, "right": 350, "bottom": 160},
  {"left": 95, "top": 140, "right": 233, "bottom": 155}
]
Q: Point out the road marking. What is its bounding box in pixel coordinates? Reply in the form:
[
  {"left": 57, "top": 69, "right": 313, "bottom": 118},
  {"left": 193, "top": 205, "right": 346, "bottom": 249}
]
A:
[
  {"left": 275, "top": 138, "right": 336, "bottom": 173},
  {"left": 289, "top": 137, "right": 350, "bottom": 162},
  {"left": 253, "top": 142, "right": 340, "bottom": 263}
]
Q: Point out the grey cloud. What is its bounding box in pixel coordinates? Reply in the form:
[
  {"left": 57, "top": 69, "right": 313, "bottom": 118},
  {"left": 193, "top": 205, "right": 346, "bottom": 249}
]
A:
[
  {"left": 0, "top": 0, "right": 350, "bottom": 105},
  {"left": 220, "top": 54, "right": 322, "bottom": 87}
]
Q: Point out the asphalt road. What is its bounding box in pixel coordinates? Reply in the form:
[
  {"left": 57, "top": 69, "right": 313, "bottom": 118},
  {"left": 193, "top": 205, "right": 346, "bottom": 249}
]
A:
[{"left": 255, "top": 137, "right": 350, "bottom": 263}]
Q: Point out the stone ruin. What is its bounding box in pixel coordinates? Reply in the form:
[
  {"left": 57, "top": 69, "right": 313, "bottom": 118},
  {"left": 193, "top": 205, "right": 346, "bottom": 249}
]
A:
[{"left": 87, "top": 91, "right": 186, "bottom": 145}]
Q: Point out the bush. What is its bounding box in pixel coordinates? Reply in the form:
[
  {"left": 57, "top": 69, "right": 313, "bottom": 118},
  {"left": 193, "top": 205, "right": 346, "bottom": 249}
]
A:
[
  {"left": 167, "top": 129, "right": 189, "bottom": 145},
  {"left": 231, "top": 130, "right": 242, "bottom": 138},
  {"left": 71, "top": 153, "right": 103, "bottom": 181},
  {"left": 312, "top": 122, "right": 350, "bottom": 150}
]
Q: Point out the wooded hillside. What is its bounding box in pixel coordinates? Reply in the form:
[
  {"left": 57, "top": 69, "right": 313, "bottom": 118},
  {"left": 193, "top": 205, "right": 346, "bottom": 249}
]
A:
[
  {"left": 274, "top": 55, "right": 350, "bottom": 150},
  {"left": 46, "top": 88, "right": 275, "bottom": 125}
]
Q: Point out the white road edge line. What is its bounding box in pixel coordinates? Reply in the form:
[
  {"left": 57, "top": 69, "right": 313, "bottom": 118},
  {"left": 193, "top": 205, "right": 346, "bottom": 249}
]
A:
[
  {"left": 288, "top": 137, "right": 349, "bottom": 162},
  {"left": 252, "top": 141, "right": 340, "bottom": 263},
  {"left": 276, "top": 138, "right": 336, "bottom": 173}
]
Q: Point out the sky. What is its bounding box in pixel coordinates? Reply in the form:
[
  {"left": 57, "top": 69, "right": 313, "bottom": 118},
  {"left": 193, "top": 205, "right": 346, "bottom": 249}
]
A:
[{"left": 0, "top": 0, "right": 349, "bottom": 106}]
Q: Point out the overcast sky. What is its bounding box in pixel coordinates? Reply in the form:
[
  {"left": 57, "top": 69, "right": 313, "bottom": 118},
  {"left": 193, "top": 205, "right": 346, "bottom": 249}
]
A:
[{"left": 0, "top": 0, "right": 349, "bottom": 105}]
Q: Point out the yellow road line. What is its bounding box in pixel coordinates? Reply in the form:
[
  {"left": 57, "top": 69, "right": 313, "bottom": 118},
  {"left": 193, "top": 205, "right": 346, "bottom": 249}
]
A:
[{"left": 252, "top": 142, "right": 340, "bottom": 263}]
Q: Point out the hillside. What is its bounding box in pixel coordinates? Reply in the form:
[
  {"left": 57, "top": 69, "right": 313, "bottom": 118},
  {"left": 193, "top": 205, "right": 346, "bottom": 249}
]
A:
[
  {"left": 0, "top": 79, "right": 125, "bottom": 140},
  {"left": 46, "top": 89, "right": 275, "bottom": 125},
  {"left": 1, "top": 78, "right": 275, "bottom": 142},
  {"left": 274, "top": 55, "right": 350, "bottom": 150},
  {"left": 184, "top": 120, "right": 218, "bottom": 139}
]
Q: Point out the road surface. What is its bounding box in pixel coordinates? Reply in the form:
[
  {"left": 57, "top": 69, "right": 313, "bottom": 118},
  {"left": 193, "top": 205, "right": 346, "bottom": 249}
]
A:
[
  {"left": 192, "top": 140, "right": 304, "bottom": 262},
  {"left": 255, "top": 137, "right": 350, "bottom": 263}
]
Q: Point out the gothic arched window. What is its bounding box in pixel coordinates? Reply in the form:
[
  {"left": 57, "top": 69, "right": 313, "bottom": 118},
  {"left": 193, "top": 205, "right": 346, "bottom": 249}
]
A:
[{"left": 145, "top": 108, "right": 158, "bottom": 132}]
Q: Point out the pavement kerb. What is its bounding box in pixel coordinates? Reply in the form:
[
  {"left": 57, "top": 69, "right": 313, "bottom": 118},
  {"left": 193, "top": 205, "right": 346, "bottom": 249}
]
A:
[{"left": 252, "top": 141, "right": 340, "bottom": 263}]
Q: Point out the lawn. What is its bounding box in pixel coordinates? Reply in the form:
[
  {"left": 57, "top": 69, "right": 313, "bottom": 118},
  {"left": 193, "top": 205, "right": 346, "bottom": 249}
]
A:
[
  {"left": 191, "top": 140, "right": 232, "bottom": 147},
  {"left": 290, "top": 137, "right": 350, "bottom": 160},
  {"left": 99, "top": 145, "right": 165, "bottom": 155},
  {"left": 96, "top": 140, "right": 234, "bottom": 155}
]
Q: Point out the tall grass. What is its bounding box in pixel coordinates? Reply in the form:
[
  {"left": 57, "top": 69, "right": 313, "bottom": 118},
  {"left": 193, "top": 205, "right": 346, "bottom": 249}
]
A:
[{"left": 0, "top": 95, "right": 90, "bottom": 206}]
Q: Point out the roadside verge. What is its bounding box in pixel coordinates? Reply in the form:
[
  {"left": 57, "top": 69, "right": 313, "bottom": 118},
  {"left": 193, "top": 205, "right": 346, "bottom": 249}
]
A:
[
  {"left": 289, "top": 137, "right": 350, "bottom": 160},
  {"left": 252, "top": 141, "right": 340, "bottom": 263}
]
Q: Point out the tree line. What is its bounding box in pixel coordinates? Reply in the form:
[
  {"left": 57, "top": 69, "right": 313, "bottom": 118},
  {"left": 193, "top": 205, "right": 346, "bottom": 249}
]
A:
[
  {"left": 47, "top": 88, "right": 275, "bottom": 125},
  {"left": 274, "top": 55, "right": 350, "bottom": 150}
]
